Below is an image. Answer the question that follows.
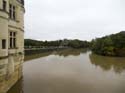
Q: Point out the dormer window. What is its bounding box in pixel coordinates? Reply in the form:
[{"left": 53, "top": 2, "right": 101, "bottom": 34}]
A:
[{"left": 3, "top": 0, "right": 7, "bottom": 11}]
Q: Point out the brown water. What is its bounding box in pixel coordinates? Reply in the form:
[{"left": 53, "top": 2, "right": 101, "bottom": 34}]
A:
[{"left": 8, "top": 49, "right": 125, "bottom": 93}]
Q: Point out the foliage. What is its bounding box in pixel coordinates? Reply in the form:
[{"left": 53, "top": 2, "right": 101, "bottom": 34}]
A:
[
  {"left": 91, "top": 31, "right": 125, "bottom": 56},
  {"left": 25, "top": 39, "right": 90, "bottom": 49}
]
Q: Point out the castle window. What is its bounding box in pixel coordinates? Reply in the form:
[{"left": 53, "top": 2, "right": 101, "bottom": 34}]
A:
[
  {"left": 13, "top": 6, "right": 16, "bottom": 20},
  {"left": 3, "top": 0, "right": 7, "bottom": 11},
  {"left": 2, "top": 39, "right": 6, "bottom": 49},
  {"left": 10, "top": 37, "right": 12, "bottom": 48},
  {"left": 9, "top": 4, "right": 16, "bottom": 20},
  {"left": 9, "top": 4, "right": 12, "bottom": 19},
  {"left": 9, "top": 32, "right": 16, "bottom": 49},
  {"left": 13, "top": 32, "right": 16, "bottom": 48},
  {"left": 10, "top": 32, "right": 12, "bottom": 36},
  {"left": 13, "top": 32, "right": 16, "bottom": 36},
  {"left": 13, "top": 38, "right": 16, "bottom": 48}
]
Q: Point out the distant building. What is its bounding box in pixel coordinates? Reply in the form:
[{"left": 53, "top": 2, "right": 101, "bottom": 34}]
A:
[{"left": 0, "top": 0, "right": 25, "bottom": 58}]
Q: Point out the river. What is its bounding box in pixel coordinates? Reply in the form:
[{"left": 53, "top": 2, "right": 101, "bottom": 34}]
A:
[{"left": 7, "top": 49, "right": 125, "bottom": 93}]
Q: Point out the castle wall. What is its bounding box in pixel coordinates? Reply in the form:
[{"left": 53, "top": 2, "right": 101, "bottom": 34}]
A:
[
  {"left": 0, "top": 0, "right": 25, "bottom": 57},
  {"left": 0, "top": 0, "right": 24, "bottom": 92},
  {"left": 0, "top": 11, "right": 9, "bottom": 57},
  {"left": 0, "top": 54, "right": 24, "bottom": 93}
]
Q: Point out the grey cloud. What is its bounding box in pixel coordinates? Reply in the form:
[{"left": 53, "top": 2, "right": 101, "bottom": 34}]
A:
[{"left": 24, "top": 0, "right": 125, "bottom": 41}]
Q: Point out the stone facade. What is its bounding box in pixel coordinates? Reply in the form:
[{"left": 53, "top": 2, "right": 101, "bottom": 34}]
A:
[
  {"left": 0, "top": 0, "right": 25, "bottom": 58},
  {"left": 0, "top": 54, "right": 24, "bottom": 93}
]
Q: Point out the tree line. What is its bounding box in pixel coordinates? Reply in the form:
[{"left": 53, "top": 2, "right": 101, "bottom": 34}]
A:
[
  {"left": 25, "top": 31, "right": 125, "bottom": 56},
  {"left": 91, "top": 31, "right": 125, "bottom": 56},
  {"left": 25, "top": 39, "right": 90, "bottom": 49}
]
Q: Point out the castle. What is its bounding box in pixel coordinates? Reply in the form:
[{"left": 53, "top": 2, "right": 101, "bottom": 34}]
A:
[{"left": 0, "top": 0, "right": 25, "bottom": 58}]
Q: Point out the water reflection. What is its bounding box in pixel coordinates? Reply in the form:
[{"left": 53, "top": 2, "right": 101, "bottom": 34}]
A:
[
  {"left": 53, "top": 49, "right": 87, "bottom": 57},
  {"left": 25, "top": 49, "right": 87, "bottom": 61},
  {"left": 0, "top": 55, "right": 24, "bottom": 93},
  {"left": 24, "top": 51, "right": 52, "bottom": 61},
  {"left": 89, "top": 53, "right": 125, "bottom": 73}
]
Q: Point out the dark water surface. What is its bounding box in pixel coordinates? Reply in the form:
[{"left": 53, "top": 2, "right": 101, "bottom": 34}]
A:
[{"left": 8, "top": 49, "right": 125, "bottom": 93}]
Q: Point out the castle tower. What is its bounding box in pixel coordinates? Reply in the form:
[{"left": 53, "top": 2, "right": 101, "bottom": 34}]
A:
[{"left": 0, "top": 0, "right": 25, "bottom": 58}]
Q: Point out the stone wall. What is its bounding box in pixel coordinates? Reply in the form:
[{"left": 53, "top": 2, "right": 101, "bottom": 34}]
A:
[
  {"left": 0, "top": 54, "right": 24, "bottom": 93},
  {"left": 0, "top": 0, "right": 25, "bottom": 57}
]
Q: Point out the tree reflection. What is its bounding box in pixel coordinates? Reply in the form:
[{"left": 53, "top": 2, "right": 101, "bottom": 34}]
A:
[
  {"left": 25, "top": 51, "right": 52, "bottom": 61},
  {"left": 25, "top": 49, "right": 88, "bottom": 61},
  {"left": 89, "top": 53, "right": 125, "bottom": 73},
  {"left": 53, "top": 49, "right": 87, "bottom": 57}
]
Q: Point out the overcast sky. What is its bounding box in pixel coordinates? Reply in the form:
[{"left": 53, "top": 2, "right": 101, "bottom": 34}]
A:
[{"left": 24, "top": 0, "right": 125, "bottom": 41}]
